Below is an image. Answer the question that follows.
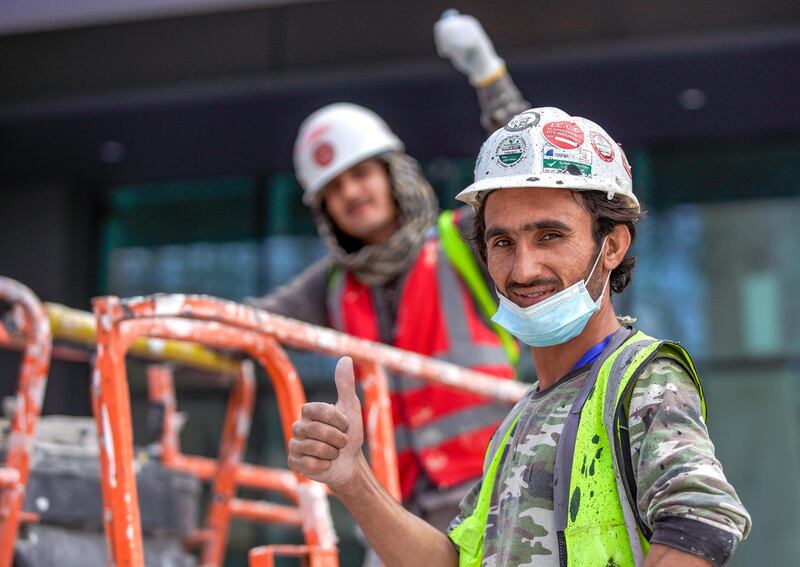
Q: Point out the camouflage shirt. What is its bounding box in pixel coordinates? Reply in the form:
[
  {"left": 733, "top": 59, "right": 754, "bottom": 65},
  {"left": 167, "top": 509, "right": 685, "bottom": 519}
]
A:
[{"left": 449, "top": 354, "right": 752, "bottom": 566}]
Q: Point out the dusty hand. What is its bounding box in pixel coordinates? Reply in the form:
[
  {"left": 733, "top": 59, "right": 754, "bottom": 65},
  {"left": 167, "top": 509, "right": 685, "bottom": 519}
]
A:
[
  {"left": 434, "top": 9, "right": 505, "bottom": 85},
  {"left": 287, "top": 357, "right": 364, "bottom": 491}
]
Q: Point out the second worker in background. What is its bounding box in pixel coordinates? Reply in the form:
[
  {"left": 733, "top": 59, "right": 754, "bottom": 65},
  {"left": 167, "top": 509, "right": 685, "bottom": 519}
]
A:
[{"left": 248, "top": 11, "right": 529, "bottom": 532}]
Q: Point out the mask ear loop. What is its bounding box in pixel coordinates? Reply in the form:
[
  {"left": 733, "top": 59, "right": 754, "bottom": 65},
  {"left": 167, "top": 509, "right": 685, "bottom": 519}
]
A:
[
  {"left": 586, "top": 236, "right": 607, "bottom": 283},
  {"left": 587, "top": 236, "right": 611, "bottom": 306}
]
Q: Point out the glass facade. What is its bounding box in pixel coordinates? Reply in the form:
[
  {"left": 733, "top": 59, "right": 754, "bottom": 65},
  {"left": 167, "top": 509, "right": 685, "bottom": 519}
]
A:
[{"left": 623, "top": 141, "right": 800, "bottom": 566}]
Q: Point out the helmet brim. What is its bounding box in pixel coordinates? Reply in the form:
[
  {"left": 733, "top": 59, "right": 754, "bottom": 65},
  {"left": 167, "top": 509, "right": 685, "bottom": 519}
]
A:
[
  {"left": 301, "top": 142, "right": 403, "bottom": 205},
  {"left": 456, "top": 173, "right": 639, "bottom": 209}
]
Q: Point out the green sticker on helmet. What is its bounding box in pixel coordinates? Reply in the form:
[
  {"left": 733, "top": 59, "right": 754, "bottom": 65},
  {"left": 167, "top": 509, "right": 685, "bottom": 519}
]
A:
[
  {"left": 542, "top": 144, "right": 592, "bottom": 176},
  {"left": 495, "top": 135, "right": 527, "bottom": 167}
]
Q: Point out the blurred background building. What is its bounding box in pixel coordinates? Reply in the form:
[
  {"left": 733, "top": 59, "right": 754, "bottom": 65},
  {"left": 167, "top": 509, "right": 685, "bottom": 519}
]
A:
[{"left": 1, "top": 0, "right": 799, "bottom": 564}]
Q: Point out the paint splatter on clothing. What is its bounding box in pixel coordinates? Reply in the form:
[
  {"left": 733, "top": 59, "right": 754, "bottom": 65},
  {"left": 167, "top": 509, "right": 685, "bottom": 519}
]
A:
[{"left": 448, "top": 357, "right": 751, "bottom": 566}]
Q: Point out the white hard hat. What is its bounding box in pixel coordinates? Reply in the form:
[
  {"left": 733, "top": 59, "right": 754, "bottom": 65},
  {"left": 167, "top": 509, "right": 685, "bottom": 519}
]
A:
[
  {"left": 293, "top": 103, "right": 404, "bottom": 202},
  {"left": 456, "top": 107, "right": 638, "bottom": 209}
]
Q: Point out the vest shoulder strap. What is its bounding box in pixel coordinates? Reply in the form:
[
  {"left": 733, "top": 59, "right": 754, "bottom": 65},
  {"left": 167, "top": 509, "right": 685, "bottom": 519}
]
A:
[{"left": 606, "top": 334, "right": 706, "bottom": 542}]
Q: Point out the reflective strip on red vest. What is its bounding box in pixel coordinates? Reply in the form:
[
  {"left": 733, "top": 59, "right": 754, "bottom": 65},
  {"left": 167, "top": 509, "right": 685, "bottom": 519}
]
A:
[{"left": 328, "top": 237, "right": 513, "bottom": 499}]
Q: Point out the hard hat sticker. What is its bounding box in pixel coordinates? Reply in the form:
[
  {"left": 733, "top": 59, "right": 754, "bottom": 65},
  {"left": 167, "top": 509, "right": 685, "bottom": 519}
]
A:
[
  {"left": 298, "top": 124, "right": 331, "bottom": 153},
  {"left": 313, "top": 142, "right": 335, "bottom": 167},
  {"left": 495, "top": 135, "right": 527, "bottom": 167},
  {"left": 542, "top": 121, "right": 585, "bottom": 150},
  {"left": 542, "top": 145, "right": 592, "bottom": 176},
  {"left": 504, "top": 111, "right": 541, "bottom": 132},
  {"left": 590, "top": 132, "right": 615, "bottom": 162}
]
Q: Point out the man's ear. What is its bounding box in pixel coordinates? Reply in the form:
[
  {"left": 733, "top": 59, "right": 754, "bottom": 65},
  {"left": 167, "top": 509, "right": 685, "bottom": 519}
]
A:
[{"left": 604, "top": 224, "right": 632, "bottom": 271}]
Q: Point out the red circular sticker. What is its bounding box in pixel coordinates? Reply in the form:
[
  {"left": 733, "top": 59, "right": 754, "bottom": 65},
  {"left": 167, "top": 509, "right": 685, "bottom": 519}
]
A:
[
  {"left": 542, "top": 121, "right": 585, "bottom": 150},
  {"left": 313, "top": 142, "right": 334, "bottom": 166},
  {"left": 590, "top": 132, "right": 615, "bottom": 162}
]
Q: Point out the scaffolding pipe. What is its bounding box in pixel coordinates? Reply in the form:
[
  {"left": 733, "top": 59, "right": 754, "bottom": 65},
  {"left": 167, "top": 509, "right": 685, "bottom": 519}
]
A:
[
  {"left": 47, "top": 303, "right": 240, "bottom": 374},
  {"left": 0, "top": 277, "right": 52, "bottom": 567}
]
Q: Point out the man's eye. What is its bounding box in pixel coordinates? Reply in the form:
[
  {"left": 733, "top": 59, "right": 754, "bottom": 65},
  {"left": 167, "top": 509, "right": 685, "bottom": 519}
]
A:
[
  {"left": 491, "top": 238, "right": 512, "bottom": 248},
  {"left": 541, "top": 232, "right": 561, "bottom": 241}
]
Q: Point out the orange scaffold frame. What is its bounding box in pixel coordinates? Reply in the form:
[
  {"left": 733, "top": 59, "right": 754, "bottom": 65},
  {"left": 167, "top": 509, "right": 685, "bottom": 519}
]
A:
[
  {"left": 147, "top": 364, "right": 307, "bottom": 565},
  {"left": 0, "top": 277, "right": 52, "bottom": 567},
  {"left": 93, "top": 295, "right": 340, "bottom": 567},
  {"left": 4, "top": 292, "right": 307, "bottom": 566},
  {"left": 92, "top": 293, "right": 529, "bottom": 567},
  {"left": 46, "top": 303, "right": 320, "bottom": 566}
]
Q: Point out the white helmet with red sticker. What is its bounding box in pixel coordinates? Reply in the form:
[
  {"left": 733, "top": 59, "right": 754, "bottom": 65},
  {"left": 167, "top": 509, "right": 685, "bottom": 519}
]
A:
[
  {"left": 456, "top": 107, "right": 638, "bottom": 209},
  {"left": 293, "top": 103, "right": 404, "bottom": 203}
]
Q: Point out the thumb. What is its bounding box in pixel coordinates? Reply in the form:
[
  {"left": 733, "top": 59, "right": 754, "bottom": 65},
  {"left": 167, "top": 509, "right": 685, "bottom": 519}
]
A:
[{"left": 334, "top": 356, "right": 361, "bottom": 419}]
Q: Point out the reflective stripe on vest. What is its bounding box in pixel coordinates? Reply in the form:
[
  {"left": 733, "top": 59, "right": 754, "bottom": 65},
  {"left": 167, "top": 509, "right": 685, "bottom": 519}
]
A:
[
  {"left": 392, "top": 403, "right": 509, "bottom": 453},
  {"left": 327, "top": 239, "right": 511, "bottom": 371},
  {"left": 434, "top": 237, "right": 511, "bottom": 368},
  {"left": 437, "top": 209, "right": 520, "bottom": 367},
  {"left": 451, "top": 328, "right": 706, "bottom": 567},
  {"left": 326, "top": 225, "right": 514, "bottom": 496}
]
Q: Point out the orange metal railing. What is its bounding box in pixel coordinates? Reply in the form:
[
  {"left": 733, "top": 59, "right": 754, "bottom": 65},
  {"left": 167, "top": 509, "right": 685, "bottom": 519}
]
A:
[
  {"left": 249, "top": 545, "right": 339, "bottom": 567},
  {"left": 92, "top": 293, "right": 529, "bottom": 567},
  {"left": 46, "top": 302, "right": 241, "bottom": 374},
  {"left": 92, "top": 295, "right": 341, "bottom": 567},
  {"left": 3, "top": 291, "right": 315, "bottom": 566},
  {"left": 46, "top": 303, "right": 280, "bottom": 564},
  {"left": 0, "top": 277, "right": 52, "bottom": 567},
  {"left": 147, "top": 364, "right": 305, "bottom": 565}
]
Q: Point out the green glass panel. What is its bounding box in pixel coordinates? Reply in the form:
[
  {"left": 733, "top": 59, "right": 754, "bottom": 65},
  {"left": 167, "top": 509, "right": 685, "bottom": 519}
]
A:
[{"left": 106, "top": 177, "right": 257, "bottom": 247}]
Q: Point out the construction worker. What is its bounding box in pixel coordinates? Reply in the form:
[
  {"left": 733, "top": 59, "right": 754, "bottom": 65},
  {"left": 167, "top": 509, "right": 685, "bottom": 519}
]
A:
[
  {"left": 285, "top": 107, "right": 752, "bottom": 566},
  {"left": 247, "top": 12, "right": 530, "bottom": 535}
]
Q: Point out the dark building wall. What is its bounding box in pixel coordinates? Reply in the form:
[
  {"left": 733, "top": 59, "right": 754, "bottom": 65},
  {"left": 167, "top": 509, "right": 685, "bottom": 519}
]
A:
[
  {"left": 0, "top": 184, "right": 96, "bottom": 307},
  {"left": 1, "top": 0, "right": 798, "bottom": 104},
  {"left": 0, "top": 184, "right": 97, "bottom": 415}
]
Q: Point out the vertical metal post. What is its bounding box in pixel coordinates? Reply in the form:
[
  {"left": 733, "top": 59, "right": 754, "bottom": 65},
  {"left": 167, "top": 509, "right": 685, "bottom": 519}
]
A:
[
  {"left": 92, "top": 296, "right": 144, "bottom": 567},
  {"left": 252, "top": 337, "right": 337, "bottom": 553},
  {"left": 201, "top": 361, "right": 256, "bottom": 566},
  {"left": 358, "top": 362, "right": 401, "bottom": 501},
  {"left": 0, "top": 278, "right": 52, "bottom": 567},
  {"left": 146, "top": 365, "right": 180, "bottom": 464}
]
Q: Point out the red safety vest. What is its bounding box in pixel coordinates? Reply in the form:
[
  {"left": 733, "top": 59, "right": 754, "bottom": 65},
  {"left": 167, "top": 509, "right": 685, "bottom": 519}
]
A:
[{"left": 328, "top": 237, "right": 513, "bottom": 500}]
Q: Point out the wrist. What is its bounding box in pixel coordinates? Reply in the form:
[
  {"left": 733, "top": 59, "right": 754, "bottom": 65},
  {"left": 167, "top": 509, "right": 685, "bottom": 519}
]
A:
[
  {"left": 474, "top": 63, "right": 507, "bottom": 87},
  {"left": 330, "top": 452, "right": 371, "bottom": 501},
  {"left": 650, "top": 517, "right": 739, "bottom": 567}
]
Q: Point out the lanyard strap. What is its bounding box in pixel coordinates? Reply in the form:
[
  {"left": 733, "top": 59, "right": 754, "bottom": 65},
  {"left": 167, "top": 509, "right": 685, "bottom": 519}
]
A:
[{"left": 571, "top": 333, "right": 614, "bottom": 371}]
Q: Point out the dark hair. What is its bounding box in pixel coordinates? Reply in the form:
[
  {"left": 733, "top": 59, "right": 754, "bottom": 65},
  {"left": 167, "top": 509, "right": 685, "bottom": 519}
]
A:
[{"left": 471, "top": 190, "right": 645, "bottom": 294}]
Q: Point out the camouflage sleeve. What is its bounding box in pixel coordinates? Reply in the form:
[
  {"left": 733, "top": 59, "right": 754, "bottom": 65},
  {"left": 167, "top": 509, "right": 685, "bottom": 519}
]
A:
[{"left": 626, "top": 357, "right": 752, "bottom": 564}]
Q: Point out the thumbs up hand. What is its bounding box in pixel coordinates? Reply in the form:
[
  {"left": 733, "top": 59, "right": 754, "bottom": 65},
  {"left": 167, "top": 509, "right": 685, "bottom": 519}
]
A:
[{"left": 287, "top": 357, "right": 364, "bottom": 491}]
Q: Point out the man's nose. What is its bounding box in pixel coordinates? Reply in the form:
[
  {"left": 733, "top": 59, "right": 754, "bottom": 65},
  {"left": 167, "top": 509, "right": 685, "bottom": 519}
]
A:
[
  {"left": 509, "top": 244, "right": 546, "bottom": 285},
  {"left": 338, "top": 174, "right": 362, "bottom": 200}
]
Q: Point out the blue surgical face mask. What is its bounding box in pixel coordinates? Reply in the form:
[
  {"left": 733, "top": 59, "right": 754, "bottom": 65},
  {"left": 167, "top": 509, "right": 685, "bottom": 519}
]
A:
[{"left": 491, "top": 238, "right": 609, "bottom": 347}]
